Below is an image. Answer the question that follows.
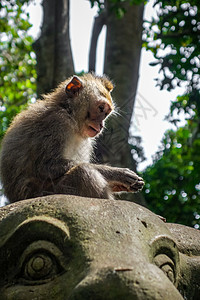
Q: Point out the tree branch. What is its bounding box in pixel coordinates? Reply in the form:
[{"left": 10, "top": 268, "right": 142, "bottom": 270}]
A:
[{"left": 89, "top": 12, "right": 106, "bottom": 72}]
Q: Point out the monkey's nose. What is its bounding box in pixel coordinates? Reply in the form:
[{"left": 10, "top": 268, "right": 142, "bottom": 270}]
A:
[{"left": 98, "top": 102, "right": 112, "bottom": 119}]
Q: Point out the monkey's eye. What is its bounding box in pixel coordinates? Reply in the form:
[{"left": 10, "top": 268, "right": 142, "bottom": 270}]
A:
[
  {"left": 154, "top": 254, "right": 175, "bottom": 283},
  {"left": 99, "top": 104, "right": 104, "bottom": 113},
  {"left": 18, "top": 241, "right": 65, "bottom": 284}
]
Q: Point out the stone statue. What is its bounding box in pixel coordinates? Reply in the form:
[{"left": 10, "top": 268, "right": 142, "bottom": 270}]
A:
[{"left": 0, "top": 195, "right": 199, "bottom": 299}]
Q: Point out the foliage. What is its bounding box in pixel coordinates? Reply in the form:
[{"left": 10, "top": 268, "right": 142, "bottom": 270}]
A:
[
  {"left": 143, "top": 0, "right": 200, "bottom": 120},
  {"left": 89, "top": 0, "right": 146, "bottom": 17},
  {"left": 0, "top": 0, "right": 36, "bottom": 140},
  {"left": 143, "top": 121, "right": 200, "bottom": 228},
  {"left": 142, "top": 0, "right": 200, "bottom": 228}
]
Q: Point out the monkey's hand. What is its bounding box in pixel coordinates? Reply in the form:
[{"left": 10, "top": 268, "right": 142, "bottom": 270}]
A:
[
  {"left": 109, "top": 168, "right": 144, "bottom": 193},
  {"left": 96, "top": 166, "right": 144, "bottom": 193}
]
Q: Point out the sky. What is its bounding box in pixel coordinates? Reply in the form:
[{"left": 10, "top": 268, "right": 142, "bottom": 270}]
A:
[{"left": 27, "top": 0, "right": 185, "bottom": 171}]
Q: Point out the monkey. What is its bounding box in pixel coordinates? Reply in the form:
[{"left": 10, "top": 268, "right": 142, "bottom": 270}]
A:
[{"left": 0, "top": 73, "right": 144, "bottom": 203}]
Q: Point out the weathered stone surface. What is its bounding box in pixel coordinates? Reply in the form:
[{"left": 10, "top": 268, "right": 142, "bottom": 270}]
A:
[
  {"left": 0, "top": 195, "right": 199, "bottom": 299},
  {"left": 167, "top": 223, "right": 200, "bottom": 299}
]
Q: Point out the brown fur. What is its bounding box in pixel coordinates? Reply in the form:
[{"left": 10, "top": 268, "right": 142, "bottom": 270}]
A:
[{"left": 0, "top": 73, "right": 144, "bottom": 203}]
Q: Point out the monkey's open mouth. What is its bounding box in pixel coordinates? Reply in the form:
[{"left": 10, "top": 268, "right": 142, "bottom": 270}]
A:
[
  {"left": 86, "top": 122, "right": 103, "bottom": 137},
  {"left": 87, "top": 125, "right": 100, "bottom": 137},
  {"left": 89, "top": 126, "right": 99, "bottom": 134}
]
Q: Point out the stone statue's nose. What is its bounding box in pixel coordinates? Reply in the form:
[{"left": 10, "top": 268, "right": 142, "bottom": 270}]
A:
[
  {"left": 68, "top": 267, "right": 135, "bottom": 300},
  {"left": 68, "top": 265, "right": 184, "bottom": 300}
]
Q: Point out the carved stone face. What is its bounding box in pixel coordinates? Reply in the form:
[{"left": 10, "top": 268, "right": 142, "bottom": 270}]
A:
[{"left": 0, "top": 196, "right": 199, "bottom": 299}]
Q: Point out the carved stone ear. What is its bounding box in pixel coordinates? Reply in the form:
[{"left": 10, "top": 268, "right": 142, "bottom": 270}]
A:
[{"left": 65, "top": 76, "right": 83, "bottom": 96}]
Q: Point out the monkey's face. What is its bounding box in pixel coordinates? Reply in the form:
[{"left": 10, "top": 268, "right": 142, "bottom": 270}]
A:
[
  {"left": 83, "top": 99, "right": 113, "bottom": 138},
  {"left": 65, "top": 74, "right": 114, "bottom": 138}
]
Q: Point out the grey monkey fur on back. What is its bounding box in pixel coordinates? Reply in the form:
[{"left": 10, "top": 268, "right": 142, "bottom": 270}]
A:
[{"left": 0, "top": 73, "right": 144, "bottom": 203}]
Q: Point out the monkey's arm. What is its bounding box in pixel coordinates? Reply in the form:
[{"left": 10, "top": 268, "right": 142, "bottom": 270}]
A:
[
  {"left": 39, "top": 153, "right": 144, "bottom": 193},
  {"left": 43, "top": 160, "right": 143, "bottom": 198},
  {"left": 64, "top": 163, "right": 144, "bottom": 193}
]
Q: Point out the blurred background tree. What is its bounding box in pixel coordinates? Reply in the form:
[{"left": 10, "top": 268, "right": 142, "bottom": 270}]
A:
[{"left": 0, "top": 0, "right": 199, "bottom": 228}]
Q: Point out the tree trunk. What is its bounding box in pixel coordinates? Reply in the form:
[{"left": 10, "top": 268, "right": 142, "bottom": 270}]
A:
[
  {"left": 94, "top": 1, "right": 146, "bottom": 205},
  {"left": 33, "top": 0, "right": 74, "bottom": 96}
]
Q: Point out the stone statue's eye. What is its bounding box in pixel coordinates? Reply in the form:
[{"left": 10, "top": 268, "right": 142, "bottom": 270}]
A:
[
  {"left": 154, "top": 254, "right": 175, "bottom": 284},
  {"left": 22, "top": 252, "right": 61, "bottom": 281},
  {"left": 18, "top": 241, "right": 66, "bottom": 283}
]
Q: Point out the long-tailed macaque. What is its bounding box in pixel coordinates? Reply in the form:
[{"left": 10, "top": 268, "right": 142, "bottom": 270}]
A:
[{"left": 0, "top": 73, "right": 144, "bottom": 203}]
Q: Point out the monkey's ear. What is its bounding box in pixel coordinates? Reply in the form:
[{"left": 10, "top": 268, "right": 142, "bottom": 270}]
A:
[
  {"left": 65, "top": 76, "right": 83, "bottom": 96},
  {"left": 100, "top": 76, "right": 114, "bottom": 92}
]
